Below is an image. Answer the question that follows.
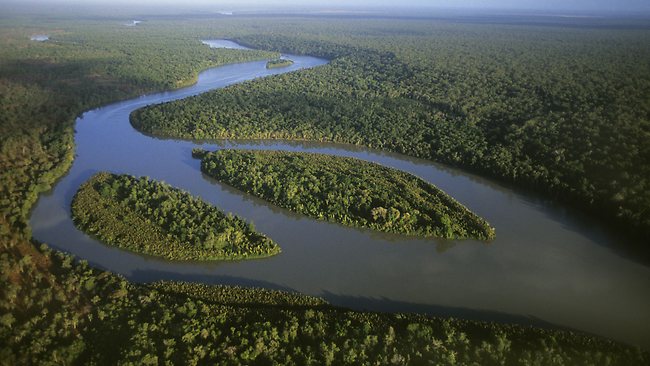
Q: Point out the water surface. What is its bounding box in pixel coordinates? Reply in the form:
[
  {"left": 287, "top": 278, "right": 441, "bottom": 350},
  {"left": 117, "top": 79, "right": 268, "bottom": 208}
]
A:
[
  {"left": 30, "top": 40, "right": 650, "bottom": 349},
  {"left": 30, "top": 34, "right": 49, "bottom": 41}
]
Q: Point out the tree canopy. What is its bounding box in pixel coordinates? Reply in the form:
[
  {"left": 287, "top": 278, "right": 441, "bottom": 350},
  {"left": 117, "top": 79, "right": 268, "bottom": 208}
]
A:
[
  {"left": 132, "top": 22, "right": 650, "bottom": 239},
  {"left": 2, "top": 15, "right": 649, "bottom": 364},
  {"left": 71, "top": 172, "right": 280, "bottom": 260},
  {"left": 200, "top": 149, "right": 495, "bottom": 240}
]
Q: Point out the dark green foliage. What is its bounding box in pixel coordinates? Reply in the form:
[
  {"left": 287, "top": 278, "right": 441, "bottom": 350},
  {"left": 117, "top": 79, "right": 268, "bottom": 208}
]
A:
[
  {"left": 266, "top": 58, "right": 294, "bottom": 69},
  {"left": 151, "top": 282, "right": 329, "bottom": 308},
  {"left": 80, "top": 279, "right": 650, "bottom": 366},
  {"left": 191, "top": 147, "right": 209, "bottom": 159},
  {"left": 132, "top": 22, "right": 650, "bottom": 238},
  {"left": 201, "top": 150, "right": 495, "bottom": 240},
  {"left": 1, "top": 14, "right": 648, "bottom": 364},
  {"left": 3, "top": 236, "right": 648, "bottom": 365},
  {"left": 0, "top": 22, "right": 274, "bottom": 237},
  {"left": 71, "top": 172, "right": 280, "bottom": 260},
  {"left": 0, "top": 18, "right": 275, "bottom": 364}
]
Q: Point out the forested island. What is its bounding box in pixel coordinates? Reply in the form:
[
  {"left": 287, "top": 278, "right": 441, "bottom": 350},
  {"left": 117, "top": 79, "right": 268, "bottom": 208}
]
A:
[
  {"left": 131, "top": 24, "right": 650, "bottom": 239},
  {"left": 197, "top": 149, "right": 495, "bottom": 240},
  {"left": 71, "top": 172, "right": 280, "bottom": 260},
  {"left": 266, "top": 58, "right": 294, "bottom": 69}
]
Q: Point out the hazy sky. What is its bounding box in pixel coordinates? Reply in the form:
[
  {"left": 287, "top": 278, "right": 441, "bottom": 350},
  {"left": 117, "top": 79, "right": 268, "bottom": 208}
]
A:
[{"left": 5, "top": 0, "right": 650, "bottom": 13}]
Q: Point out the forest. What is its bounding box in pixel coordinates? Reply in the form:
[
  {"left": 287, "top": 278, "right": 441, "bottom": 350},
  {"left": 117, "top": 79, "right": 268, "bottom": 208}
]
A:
[
  {"left": 1, "top": 13, "right": 649, "bottom": 364},
  {"left": 132, "top": 21, "right": 650, "bottom": 240},
  {"left": 199, "top": 149, "right": 495, "bottom": 240},
  {"left": 72, "top": 172, "right": 280, "bottom": 260},
  {"left": 4, "top": 248, "right": 647, "bottom": 365},
  {"left": 0, "top": 21, "right": 275, "bottom": 237}
]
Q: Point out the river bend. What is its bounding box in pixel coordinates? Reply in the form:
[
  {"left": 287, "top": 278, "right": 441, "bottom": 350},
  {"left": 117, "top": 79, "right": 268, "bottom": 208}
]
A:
[{"left": 30, "top": 40, "right": 650, "bottom": 348}]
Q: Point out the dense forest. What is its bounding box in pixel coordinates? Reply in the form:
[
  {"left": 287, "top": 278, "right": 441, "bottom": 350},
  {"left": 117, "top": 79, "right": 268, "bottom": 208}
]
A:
[
  {"left": 199, "top": 149, "right": 495, "bottom": 240},
  {"left": 132, "top": 21, "right": 650, "bottom": 239},
  {"left": 0, "top": 22, "right": 274, "bottom": 238},
  {"left": 72, "top": 173, "right": 280, "bottom": 260},
  {"left": 1, "top": 13, "right": 648, "bottom": 364},
  {"left": 0, "top": 17, "right": 276, "bottom": 363}
]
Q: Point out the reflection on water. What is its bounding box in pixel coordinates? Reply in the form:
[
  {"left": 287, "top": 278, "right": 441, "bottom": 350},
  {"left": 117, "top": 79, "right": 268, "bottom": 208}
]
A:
[
  {"left": 29, "top": 41, "right": 650, "bottom": 349},
  {"left": 30, "top": 34, "right": 49, "bottom": 41},
  {"left": 201, "top": 39, "right": 247, "bottom": 49}
]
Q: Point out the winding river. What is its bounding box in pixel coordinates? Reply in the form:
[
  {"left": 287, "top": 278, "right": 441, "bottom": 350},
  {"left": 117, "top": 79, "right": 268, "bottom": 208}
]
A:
[{"left": 30, "top": 40, "right": 650, "bottom": 349}]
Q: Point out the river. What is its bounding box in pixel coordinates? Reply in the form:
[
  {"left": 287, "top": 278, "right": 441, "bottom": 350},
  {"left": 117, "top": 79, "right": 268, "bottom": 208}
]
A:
[{"left": 30, "top": 40, "right": 650, "bottom": 349}]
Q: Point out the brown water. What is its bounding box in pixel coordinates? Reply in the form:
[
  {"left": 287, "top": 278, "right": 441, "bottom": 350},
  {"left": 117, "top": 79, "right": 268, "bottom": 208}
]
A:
[{"left": 29, "top": 40, "right": 650, "bottom": 349}]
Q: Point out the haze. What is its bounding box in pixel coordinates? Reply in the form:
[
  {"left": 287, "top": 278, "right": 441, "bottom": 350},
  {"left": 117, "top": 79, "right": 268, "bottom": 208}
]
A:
[{"left": 4, "top": 0, "right": 649, "bottom": 14}]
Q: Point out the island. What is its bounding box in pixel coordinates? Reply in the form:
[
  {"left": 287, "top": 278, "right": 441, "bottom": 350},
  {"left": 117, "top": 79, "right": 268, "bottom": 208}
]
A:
[
  {"left": 71, "top": 172, "right": 280, "bottom": 260},
  {"left": 197, "top": 149, "right": 496, "bottom": 240},
  {"left": 266, "top": 58, "right": 294, "bottom": 69}
]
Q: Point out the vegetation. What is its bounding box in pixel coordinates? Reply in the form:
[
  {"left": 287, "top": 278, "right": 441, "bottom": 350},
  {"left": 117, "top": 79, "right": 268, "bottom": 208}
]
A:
[
  {"left": 1, "top": 12, "right": 648, "bottom": 364},
  {"left": 69, "top": 281, "right": 650, "bottom": 366},
  {"left": 266, "top": 58, "right": 294, "bottom": 69},
  {"left": 199, "top": 149, "right": 495, "bottom": 240},
  {"left": 150, "top": 282, "right": 329, "bottom": 308},
  {"left": 132, "top": 21, "right": 650, "bottom": 239},
  {"left": 4, "top": 252, "right": 647, "bottom": 365},
  {"left": 0, "top": 21, "right": 274, "bottom": 239},
  {"left": 71, "top": 172, "right": 280, "bottom": 260}
]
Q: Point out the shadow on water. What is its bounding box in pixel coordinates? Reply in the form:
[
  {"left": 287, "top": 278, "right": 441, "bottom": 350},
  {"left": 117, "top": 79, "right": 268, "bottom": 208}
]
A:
[
  {"left": 129, "top": 268, "right": 571, "bottom": 333},
  {"left": 319, "top": 291, "right": 573, "bottom": 331},
  {"left": 520, "top": 194, "right": 650, "bottom": 265}
]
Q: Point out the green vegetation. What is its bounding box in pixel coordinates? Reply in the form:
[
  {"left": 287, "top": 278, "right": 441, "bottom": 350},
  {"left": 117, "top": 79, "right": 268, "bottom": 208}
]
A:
[
  {"left": 151, "top": 282, "right": 329, "bottom": 308},
  {"left": 266, "top": 58, "right": 294, "bottom": 69},
  {"left": 0, "top": 21, "right": 275, "bottom": 238},
  {"left": 70, "top": 281, "right": 650, "bottom": 365},
  {"left": 0, "top": 18, "right": 277, "bottom": 364},
  {"left": 132, "top": 20, "right": 650, "bottom": 239},
  {"left": 1, "top": 12, "right": 648, "bottom": 364},
  {"left": 5, "top": 255, "right": 647, "bottom": 365},
  {"left": 72, "top": 172, "right": 280, "bottom": 260},
  {"left": 199, "top": 149, "right": 495, "bottom": 240}
]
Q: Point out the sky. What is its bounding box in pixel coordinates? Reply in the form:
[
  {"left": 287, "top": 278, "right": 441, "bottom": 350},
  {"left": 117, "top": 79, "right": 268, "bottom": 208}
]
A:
[{"left": 4, "top": 0, "right": 649, "bottom": 14}]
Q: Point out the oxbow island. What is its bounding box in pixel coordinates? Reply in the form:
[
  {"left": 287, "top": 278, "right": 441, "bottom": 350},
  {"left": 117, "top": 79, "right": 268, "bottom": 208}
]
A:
[
  {"left": 196, "top": 149, "right": 496, "bottom": 240},
  {"left": 71, "top": 172, "right": 280, "bottom": 261}
]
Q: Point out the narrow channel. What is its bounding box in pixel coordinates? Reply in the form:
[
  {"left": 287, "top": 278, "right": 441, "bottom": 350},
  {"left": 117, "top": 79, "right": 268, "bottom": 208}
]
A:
[{"left": 29, "top": 40, "right": 650, "bottom": 349}]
